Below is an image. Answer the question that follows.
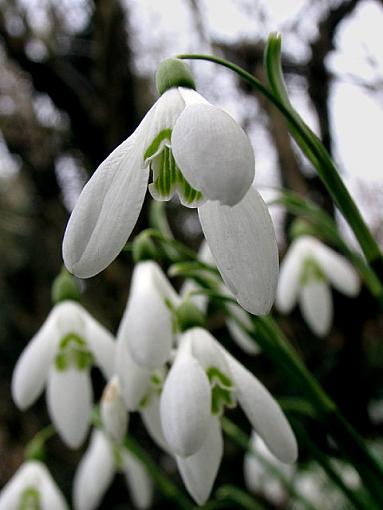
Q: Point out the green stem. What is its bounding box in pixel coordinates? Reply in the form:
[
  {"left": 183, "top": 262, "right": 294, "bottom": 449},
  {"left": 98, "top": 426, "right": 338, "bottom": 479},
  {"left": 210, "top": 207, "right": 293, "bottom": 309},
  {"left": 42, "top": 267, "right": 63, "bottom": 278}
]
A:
[
  {"left": 215, "top": 485, "right": 265, "bottom": 510},
  {"left": 123, "top": 434, "right": 194, "bottom": 510},
  {"left": 177, "top": 50, "right": 383, "bottom": 280}
]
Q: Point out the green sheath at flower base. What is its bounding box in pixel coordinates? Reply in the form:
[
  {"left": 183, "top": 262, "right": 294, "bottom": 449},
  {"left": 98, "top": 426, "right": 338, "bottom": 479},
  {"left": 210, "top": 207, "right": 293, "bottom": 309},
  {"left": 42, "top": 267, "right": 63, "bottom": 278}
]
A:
[
  {"left": 289, "top": 218, "right": 318, "bottom": 241},
  {"left": 175, "top": 299, "right": 206, "bottom": 332},
  {"left": 156, "top": 58, "right": 196, "bottom": 96},
  {"left": 132, "top": 232, "right": 158, "bottom": 263}
]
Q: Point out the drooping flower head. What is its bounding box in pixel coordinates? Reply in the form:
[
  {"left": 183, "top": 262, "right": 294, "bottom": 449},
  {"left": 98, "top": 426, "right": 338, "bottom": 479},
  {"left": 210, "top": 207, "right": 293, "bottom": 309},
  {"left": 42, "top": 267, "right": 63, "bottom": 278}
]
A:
[
  {"left": 276, "top": 235, "right": 360, "bottom": 336},
  {"left": 0, "top": 461, "right": 68, "bottom": 510},
  {"left": 62, "top": 58, "right": 279, "bottom": 315},
  {"left": 12, "top": 301, "right": 115, "bottom": 448}
]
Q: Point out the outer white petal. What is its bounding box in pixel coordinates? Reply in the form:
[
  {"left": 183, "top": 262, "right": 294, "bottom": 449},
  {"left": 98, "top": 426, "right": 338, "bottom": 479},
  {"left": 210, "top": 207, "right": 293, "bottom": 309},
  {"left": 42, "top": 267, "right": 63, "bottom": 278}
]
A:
[
  {"left": 140, "top": 395, "right": 170, "bottom": 453},
  {"left": 178, "top": 87, "right": 210, "bottom": 106},
  {"left": 299, "top": 280, "right": 333, "bottom": 337},
  {"left": 275, "top": 239, "right": 306, "bottom": 314},
  {"left": 160, "top": 341, "right": 211, "bottom": 457},
  {"left": 172, "top": 103, "right": 254, "bottom": 206},
  {"left": 39, "top": 464, "right": 69, "bottom": 510},
  {"left": 224, "top": 352, "right": 297, "bottom": 464},
  {"left": 0, "top": 462, "right": 37, "bottom": 510},
  {"left": 47, "top": 366, "right": 92, "bottom": 448},
  {"left": 115, "top": 335, "right": 151, "bottom": 411},
  {"left": 101, "top": 376, "right": 128, "bottom": 444},
  {"left": 121, "top": 261, "right": 178, "bottom": 370},
  {"left": 176, "top": 417, "right": 223, "bottom": 506},
  {"left": 314, "top": 243, "right": 360, "bottom": 297},
  {"left": 227, "top": 318, "right": 260, "bottom": 355},
  {"left": 11, "top": 309, "right": 58, "bottom": 410},
  {"left": 121, "top": 450, "right": 153, "bottom": 509},
  {"left": 73, "top": 430, "right": 115, "bottom": 510},
  {"left": 62, "top": 130, "right": 149, "bottom": 278},
  {"left": 78, "top": 305, "right": 115, "bottom": 379},
  {"left": 199, "top": 187, "right": 279, "bottom": 315},
  {"left": 185, "top": 327, "right": 229, "bottom": 375}
]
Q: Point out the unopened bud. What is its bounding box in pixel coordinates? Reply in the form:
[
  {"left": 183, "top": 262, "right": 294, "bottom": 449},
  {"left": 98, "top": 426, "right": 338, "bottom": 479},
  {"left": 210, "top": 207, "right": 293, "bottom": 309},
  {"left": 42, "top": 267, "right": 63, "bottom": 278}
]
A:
[{"left": 101, "top": 376, "right": 128, "bottom": 444}]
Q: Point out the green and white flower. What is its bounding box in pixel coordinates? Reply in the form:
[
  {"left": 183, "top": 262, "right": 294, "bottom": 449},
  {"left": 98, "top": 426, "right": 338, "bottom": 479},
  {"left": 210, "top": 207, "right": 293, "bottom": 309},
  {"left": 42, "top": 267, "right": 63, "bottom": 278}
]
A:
[
  {"left": 0, "top": 461, "right": 68, "bottom": 510},
  {"left": 62, "top": 59, "right": 278, "bottom": 315},
  {"left": 276, "top": 235, "right": 360, "bottom": 336},
  {"left": 12, "top": 301, "right": 115, "bottom": 448}
]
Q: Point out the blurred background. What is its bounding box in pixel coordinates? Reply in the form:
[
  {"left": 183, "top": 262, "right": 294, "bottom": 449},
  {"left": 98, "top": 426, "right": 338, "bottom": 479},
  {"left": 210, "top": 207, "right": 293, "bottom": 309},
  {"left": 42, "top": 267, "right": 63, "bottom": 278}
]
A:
[{"left": 1, "top": 0, "right": 383, "bottom": 508}]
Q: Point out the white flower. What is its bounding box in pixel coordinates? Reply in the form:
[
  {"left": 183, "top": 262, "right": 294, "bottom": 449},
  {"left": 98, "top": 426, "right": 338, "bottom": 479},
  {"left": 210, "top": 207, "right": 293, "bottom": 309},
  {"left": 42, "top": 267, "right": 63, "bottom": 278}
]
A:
[
  {"left": 101, "top": 375, "right": 128, "bottom": 444},
  {"left": 117, "top": 260, "right": 180, "bottom": 370},
  {"left": 0, "top": 460, "right": 68, "bottom": 510},
  {"left": 12, "top": 301, "right": 115, "bottom": 448},
  {"left": 73, "top": 429, "right": 152, "bottom": 510},
  {"left": 276, "top": 235, "right": 360, "bottom": 336},
  {"left": 244, "top": 432, "right": 295, "bottom": 505},
  {"left": 159, "top": 327, "right": 297, "bottom": 504},
  {"left": 62, "top": 65, "right": 278, "bottom": 315}
]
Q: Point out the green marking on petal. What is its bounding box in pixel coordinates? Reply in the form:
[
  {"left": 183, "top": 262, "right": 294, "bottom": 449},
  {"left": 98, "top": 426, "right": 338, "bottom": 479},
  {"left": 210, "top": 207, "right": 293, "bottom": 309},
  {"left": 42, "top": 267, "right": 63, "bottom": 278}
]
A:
[
  {"left": 19, "top": 487, "right": 41, "bottom": 510},
  {"left": 144, "top": 128, "right": 172, "bottom": 160},
  {"left": 55, "top": 332, "right": 94, "bottom": 371},
  {"left": 206, "top": 366, "right": 236, "bottom": 416},
  {"left": 300, "top": 256, "right": 326, "bottom": 286}
]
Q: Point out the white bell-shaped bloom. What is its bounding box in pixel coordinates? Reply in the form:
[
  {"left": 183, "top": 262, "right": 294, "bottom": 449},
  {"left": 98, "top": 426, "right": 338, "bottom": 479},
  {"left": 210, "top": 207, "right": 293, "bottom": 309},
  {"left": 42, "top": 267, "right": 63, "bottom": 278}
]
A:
[
  {"left": 73, "top": 429, "right": 152, "bottom": 510},
  {"left": 12, "top": 301, "right": 115, "bottom": 448},
  {"left": 63, "top": 84, "right": 255, "bottom": 279},
  {"left": 101, "top": 375, "right": 128, "bottom": 444},
  {"left": 276, "top": 235, "right": 360, "bottom": 336},
  {"left": 159, "top": 327, "right": 297, "bottom": 505},
  {"left": 244, "top": 432, "right": 295, "bottom": 505},
  {"left": 117, "top": 261, "right": 180, "bottom": 370},
  {"left": 0, "top": 460, "right": 68, "bottom": 510}
]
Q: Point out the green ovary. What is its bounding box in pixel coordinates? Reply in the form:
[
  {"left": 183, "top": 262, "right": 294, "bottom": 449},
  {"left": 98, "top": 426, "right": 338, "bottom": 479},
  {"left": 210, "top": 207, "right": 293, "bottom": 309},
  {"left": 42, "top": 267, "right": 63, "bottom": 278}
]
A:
[{"left": 54, "top": 332, "right": 94, "bottom": 371}]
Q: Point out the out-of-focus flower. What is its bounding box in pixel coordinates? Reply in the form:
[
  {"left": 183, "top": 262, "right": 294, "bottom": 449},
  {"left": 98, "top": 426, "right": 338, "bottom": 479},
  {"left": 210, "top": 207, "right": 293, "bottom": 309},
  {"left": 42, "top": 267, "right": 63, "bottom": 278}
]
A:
[
  {"left": 0, "top": 460, "right": 68, "bottom": 510},
  {"left": 159, "top": 327, "right": 297, "bottom": 505},
  {"left": 276, "top": 235, "right": 360, "bottom": 336},
  {"left": 100, "top": 375, "right": 128, "bottom": 444},
  {"left": 73, "top": 430, "right": 152, "bottom": 510},
  {"left": 12, "top": 301, "right": 115, "bottom": 448},
  {"left": 62, "top": 59, "right": 278, "bottom": 315},
  {"left": 244, "top": 431, "right": 295, "bottom": 505}
]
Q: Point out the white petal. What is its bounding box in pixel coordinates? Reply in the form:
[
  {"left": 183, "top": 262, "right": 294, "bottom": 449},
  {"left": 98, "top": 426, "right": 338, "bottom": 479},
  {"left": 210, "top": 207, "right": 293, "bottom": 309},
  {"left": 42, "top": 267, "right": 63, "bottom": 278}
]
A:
[
  {"left": 199, "top": 187, "right": 279, "bottom": 315},
  {"left": 160, "top": 342, "right": 211, "bottom": 457},
  {"left": 80, "top": 306, "right": 115, "bottom": 379},
  {"left": 47, "top": 366, "right": 92, "bottom": 448},
  {"left": 276, "top": 239, "right": 306, "bottom": 314},
  {"left": 140, "top": 395, "right": 170, "bottom": 453},
  {"left": 225, "top": 352, "right": 298, "bottom": 464},
  {"left": 73, "top": 430, "right": 115, "bottom": 510},
  {"left": 40, "top": 465, "right": 69, "bottom": 510},
  {"left": 121, "top": 450, "right": 153, "bottom": 509},
  {"left": 315, "top": 243, "right": 360, "bottom": 296},
  {"left": 227, "top": 318, "right": 260, "bottom": 355},
  {"left": 121, "top": 261, "right": 178, "bottom": 370},
  {"left": 101, "top": 376, "right": 128, "bottom": 443},
  {"left": 0, "top": 462, "right": 36, "bottom": 510},
  {"left": 176, "top": 417, "right": 223, "bottom": 506},
  {"left": 299, "top": 280, "right": 333, "bottom": 337},
  {"left": 115, "top": 335, "right": 151, "bottom": 411},
  {"left": 178, "top": 87, "right": 209, "bottom": 106},
  {"left": 172, "top": 103, "right": 254, "bottom": 206},
  {"left": 184, "top": 327, "right": 229, "bottom": 375},
  {"left": 11, "top": 310, "right": 58, "bottom": 410}
]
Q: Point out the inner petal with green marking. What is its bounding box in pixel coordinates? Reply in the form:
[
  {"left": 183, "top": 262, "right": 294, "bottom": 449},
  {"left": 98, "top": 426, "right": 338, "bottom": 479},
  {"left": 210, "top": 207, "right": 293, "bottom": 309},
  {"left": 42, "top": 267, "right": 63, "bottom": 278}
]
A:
[
  {"left": 145, "top": 129, "right": 205, "bottom": 208},
  {"left": 19, "top": 487, "right": 41, "bottom": 510},
  {"left": 300, "top": 257, "right": 326, "bottom": 286},
  {"left": 54, "top": 332, "right": 94, "bottom": 372},
  {"left": 206, "top": 366, "right": 236, "bottom": 416}
]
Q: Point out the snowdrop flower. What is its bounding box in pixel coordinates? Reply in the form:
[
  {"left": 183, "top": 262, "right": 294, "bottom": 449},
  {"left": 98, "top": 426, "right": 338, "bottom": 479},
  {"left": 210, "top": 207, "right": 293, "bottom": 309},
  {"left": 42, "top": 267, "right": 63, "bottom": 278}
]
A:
[
  {"left": 63, "top": 58, "right": 278, "bottom": 315},
  {"left": 73, "top": 429, "right": 152, "bottom": 510},
  {"left": 12, "top": 301, "right": 115, "bottom": 448},
  {"left": 0, "top": 460, "right": 68, "bottom": 510},
  {"left": 117, "top": 260, "right": 180, "bottom": 370},
  {"left": 159, "top": 327, "right": 297, "bottom": 504},
  {"left": 276, "top": 235, "right": 360, "bottom": 336},
  {"left": 244, "top": 432, "right": 295, "bottom": 505}
]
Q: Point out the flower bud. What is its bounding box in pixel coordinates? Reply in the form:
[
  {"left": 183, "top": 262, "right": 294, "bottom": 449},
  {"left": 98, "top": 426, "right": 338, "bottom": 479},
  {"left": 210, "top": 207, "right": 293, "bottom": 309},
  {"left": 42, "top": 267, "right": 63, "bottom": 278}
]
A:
[
  {"left": 101, "top": 376, "right": 128, "bottom": 444},
  {"left": 156, "top": 58, "right": 196, "bottom": 96}
]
